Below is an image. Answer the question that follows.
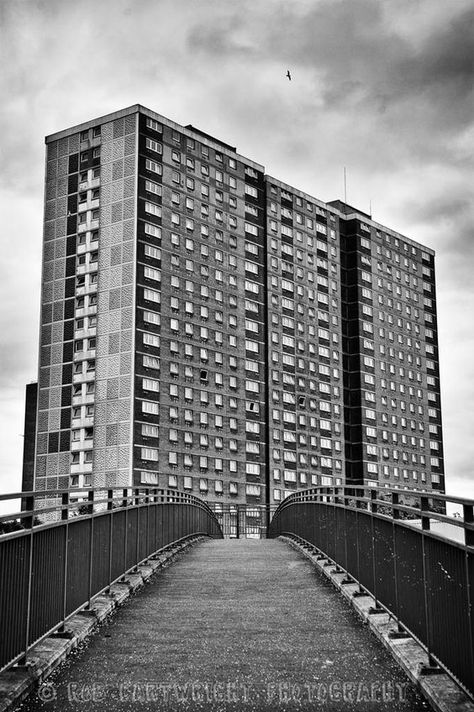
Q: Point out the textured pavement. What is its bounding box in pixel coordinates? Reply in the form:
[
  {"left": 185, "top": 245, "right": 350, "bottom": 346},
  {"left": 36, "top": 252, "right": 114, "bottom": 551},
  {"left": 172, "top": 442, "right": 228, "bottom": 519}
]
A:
[{"left": 16, "top": 539, "right": 430, "bottom": 711}]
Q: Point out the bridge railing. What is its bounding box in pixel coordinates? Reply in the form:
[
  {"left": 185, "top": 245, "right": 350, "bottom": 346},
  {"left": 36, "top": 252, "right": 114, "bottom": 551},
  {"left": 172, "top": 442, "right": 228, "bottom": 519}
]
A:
[
  {"left": 268, "top": 485, "right": 474, "bottom": 698},
  {"left": 0, "top": 487, "right": 222, "bottom": 673}
]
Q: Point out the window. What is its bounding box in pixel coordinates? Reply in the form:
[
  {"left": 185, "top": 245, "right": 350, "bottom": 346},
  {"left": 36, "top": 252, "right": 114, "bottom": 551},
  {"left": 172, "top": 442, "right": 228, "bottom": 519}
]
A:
[
  {"left": 144, "top": 244, "right": 161, "bottom": 260},
  {"left": 244, "top": 222, "right": 258, "bottom": 236},
  {"left": 144, "top": 266, "right": 161, "bottom": 282},
  {"left": 142, "top": 378, "right": 159, "bottom": 392},
  {"left": 146, "top": 138, "right": 162, "bottom": 154},
  {"left": 146, "top": 118, "right": 162, "bottom": 132},
  {"left": 145, "top": 180, "right": 162, "bottom": 196},
  {"left": 142, "top": 401, "right": 159, "bottom": 415},
  {"left": 245, "top": 184, "right": 258, "bottom": 198},
  {"left": 145, "top": 159, "right": 162, "bottom": 176},
  {"left": 142, "top": 423, "right": 159, "bottom": 438},
  {"left": 144, "top": 223, "right": 161, "bottom": 239},
  {"left": 246, "top": 485, "right": 261, "bottom": 496},
  {"left": 143, "top": 355, "right": 159, "bottom": 371},
  {"left": 169, "top": 452, "right": 178, "bottom": 465},
  {"left": 143, "top": 288, "right": 160, "bottom": 303},
  {"left": 143, "top": 333, "right": 160, "bottom": 348}
]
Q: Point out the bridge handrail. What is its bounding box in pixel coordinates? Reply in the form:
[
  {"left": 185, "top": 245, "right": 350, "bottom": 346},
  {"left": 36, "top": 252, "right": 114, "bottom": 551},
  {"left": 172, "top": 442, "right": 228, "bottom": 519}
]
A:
[
  {"left": 0, "top": 486, "right": 219, "bottom": 530},
  {"left": 269, "top": 484, "right": 474, "bottom": 699},
  {"left": 270, "top": 485, "right": 474, "bottom": 547},
  {"left": 0, "top": 486, "right": 222, "bottom": 673}
]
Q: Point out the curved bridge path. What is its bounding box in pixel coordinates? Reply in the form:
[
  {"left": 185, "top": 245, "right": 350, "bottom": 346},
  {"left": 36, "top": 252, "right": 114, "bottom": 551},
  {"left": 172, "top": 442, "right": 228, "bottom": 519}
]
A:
[{"left": 18, "top": 539, "right": 429, "bottom": 711}]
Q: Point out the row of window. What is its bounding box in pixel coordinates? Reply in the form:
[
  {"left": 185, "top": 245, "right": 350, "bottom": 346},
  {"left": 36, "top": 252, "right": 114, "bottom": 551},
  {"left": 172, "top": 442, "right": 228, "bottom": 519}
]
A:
[
  {"left": 374, "top": 228, "right": 430, "bottom": 261},
  {"left": 375, "top": 261, "right": 430, "bottom": 284},
  {"left": 378, "top": 466, "right": 436, "bottom": 483},
  {"left": 144, "top": 119, "right": 243, "bottom": 168},
  {"left": 139, "top": 469, "right": 260, "bottom": 497},
  {"left": 141, "top": 448, "right": 262, "bottom": 475},
  {"left": 268, "top": 183, "right": 329, "bottom": 218},
  {"left": 270, "top": 350, "right": 341, "bottom": 370},
  {"left": 166, "top": 274, "right": 261, "bottom": 297}
]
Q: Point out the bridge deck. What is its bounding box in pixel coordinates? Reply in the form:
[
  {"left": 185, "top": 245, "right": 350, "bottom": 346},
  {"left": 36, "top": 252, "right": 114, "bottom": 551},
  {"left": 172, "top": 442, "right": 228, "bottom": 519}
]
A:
[{"left": 19, "top": 539, "right": 429, "bottom": 711}]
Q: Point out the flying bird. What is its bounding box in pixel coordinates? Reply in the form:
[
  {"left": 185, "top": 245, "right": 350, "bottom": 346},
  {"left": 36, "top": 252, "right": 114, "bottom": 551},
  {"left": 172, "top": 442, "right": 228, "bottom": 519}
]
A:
[{"left": 286, "top": 70, "right": 291, "bottom": 81}]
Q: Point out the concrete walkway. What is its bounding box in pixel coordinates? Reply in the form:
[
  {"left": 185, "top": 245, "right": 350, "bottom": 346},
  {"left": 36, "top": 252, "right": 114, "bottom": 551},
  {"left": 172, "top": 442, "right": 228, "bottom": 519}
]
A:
[{"left": 17, "top": 539, "right": 429, "bottom": 711}]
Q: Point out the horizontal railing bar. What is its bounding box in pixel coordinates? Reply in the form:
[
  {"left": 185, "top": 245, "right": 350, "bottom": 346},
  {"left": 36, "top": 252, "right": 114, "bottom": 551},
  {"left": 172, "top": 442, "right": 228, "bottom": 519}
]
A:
[
  {"left": 0, "top": 487, "right": 219, "bottom": 523},
  {"left": 2, "top": 484, "right": 472, "bottom": 507},
  {"left": 273, "top": 485, "right": 471, "bottom": 505},
  {"left": 0, "top": 486, "right": 218, "bottom": 502},
  {"left": 288, "top": 497, "right": 469, "bottom": 529},
  {"left": 0, "top": 500, "right": 206, "bottom": 524},
  {"left": 0, "top": 502, "right": 216, "bottom": 542}
]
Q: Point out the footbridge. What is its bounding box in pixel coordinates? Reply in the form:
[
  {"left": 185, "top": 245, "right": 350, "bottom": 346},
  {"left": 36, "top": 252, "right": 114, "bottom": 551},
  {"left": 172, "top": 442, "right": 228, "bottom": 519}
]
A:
[{"left": 0, "top": 485, "right": 473, "bottom": 711}]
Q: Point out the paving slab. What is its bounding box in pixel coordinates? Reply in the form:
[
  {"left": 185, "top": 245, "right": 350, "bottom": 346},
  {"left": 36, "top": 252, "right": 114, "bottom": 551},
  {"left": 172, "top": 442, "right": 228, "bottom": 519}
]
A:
[{"left": 14, "top": 539, "right": 432, "bottom": 711}]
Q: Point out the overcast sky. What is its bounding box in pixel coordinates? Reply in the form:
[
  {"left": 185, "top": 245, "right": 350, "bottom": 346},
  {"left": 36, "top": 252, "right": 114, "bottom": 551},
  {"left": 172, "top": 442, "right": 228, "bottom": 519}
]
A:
[{"left": 0, "top": 0, "right": 473, "bottom": 504}]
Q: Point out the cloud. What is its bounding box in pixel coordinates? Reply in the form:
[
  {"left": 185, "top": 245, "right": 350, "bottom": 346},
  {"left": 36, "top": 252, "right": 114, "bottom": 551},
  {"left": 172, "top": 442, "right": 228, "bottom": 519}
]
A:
[
  {"left": 0, "top": 0, "right": 473, "bottom": 498},
  {"left": 186, "top": 0, "right": 474, "bottom": 163}
]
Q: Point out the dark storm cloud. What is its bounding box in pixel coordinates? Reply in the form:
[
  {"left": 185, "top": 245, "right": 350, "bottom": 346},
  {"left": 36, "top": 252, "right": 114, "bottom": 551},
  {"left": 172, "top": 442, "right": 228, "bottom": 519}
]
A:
[
  {"left": 402, "top": 193, "right": 474, "bottom": 272},
  {"left": 397, "top": 7, "right": 474, "bottom": 93},
  {"left": 187, "top": 0, "right": 474, "bottom": 135}
]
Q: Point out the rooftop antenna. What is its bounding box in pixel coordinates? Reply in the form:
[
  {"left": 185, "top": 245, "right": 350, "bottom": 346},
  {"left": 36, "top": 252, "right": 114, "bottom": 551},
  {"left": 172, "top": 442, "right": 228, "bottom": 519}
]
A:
[
  {"left": 369, "top": 199, "right": 372, "bottom": 218},
  {"left": 344, "top": 167, "right": 347, "bottom": 204}
]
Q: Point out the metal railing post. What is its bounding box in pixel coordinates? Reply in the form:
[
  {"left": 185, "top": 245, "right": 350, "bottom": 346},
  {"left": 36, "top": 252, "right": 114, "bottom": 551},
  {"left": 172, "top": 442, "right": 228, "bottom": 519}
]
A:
[
  {"left": 464, "top": 503, "right": 474, "bottom": 548},
  {"left": 342, "top": 488, "right": 348, "bottom": 572},
  {"left": 122, "top": 488, "right": 128, "bottom": 578},
  {"left": 463, "top": 504, "right": 474, "bottom": 681},
  {"left": 135, "top": 488, "right": 140, "bottom": 571},
  {"left": 86, "top": 490, "right": 95, "bottom": 609},
  {"left": 420, "top": 495, "right": 436, "bottom": 667},
  {"left": 18, "top": 495, "right": 35, "bottom": 665},
  {"left": 107, "top": 489, "right": 114, "bottom": 591},
  {"left": 60, "top": 492, "right": 69, "bottom": 632},
  {"left": 145, "top": 488, "right": 150, "bottom": 561},
  {"left": 370, "top": 489, "right": 379, "bottom": 608},
  {"left": 391, "top": 491, "right": 403, "bottom": 631}
]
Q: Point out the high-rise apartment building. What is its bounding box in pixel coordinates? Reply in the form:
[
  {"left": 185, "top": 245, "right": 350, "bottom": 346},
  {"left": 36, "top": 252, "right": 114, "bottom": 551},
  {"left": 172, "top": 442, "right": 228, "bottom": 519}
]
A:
[{"left": 32, "top": 105, "right": 444, "bottom": 506}]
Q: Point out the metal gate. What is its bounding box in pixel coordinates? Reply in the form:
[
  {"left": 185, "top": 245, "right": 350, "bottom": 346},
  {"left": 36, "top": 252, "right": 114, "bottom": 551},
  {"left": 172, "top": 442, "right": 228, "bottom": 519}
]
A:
[{"left": 208, "top": 504, "right": 277, "bottom": 538}]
